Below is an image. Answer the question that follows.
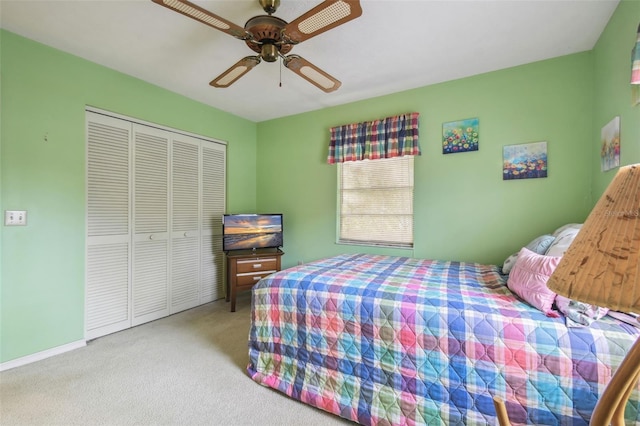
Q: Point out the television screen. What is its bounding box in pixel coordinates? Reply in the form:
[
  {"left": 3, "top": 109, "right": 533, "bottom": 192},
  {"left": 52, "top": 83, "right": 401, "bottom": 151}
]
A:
[{"left": 222, "top": 214, "right": 283, "bottom": 251}]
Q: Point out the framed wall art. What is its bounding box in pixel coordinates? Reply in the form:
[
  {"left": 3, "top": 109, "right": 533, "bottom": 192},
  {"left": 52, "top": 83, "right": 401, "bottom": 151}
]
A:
[
  {"left": 600, "top": 116, "right": 620, "bottom": 172},
  {"left": 442, "top": 117, "right": 479, "bottom": 154},
  {"left": 632, "top": 22, "right": 639, "bottom": 105},
  {"left": 503, "top": 141, "right": 548, "bottom": 180}
]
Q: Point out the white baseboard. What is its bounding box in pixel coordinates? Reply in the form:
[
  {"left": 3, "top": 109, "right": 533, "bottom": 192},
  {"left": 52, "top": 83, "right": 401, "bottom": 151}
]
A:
[{"left": 0, "top": 340, "right": 86, "bottom": 372}]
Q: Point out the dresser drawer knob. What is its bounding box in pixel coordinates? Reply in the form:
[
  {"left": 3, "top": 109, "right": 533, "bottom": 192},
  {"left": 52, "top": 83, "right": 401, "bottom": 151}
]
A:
[
  {"left": 253, "top": 263, "right": 262, "bottom": 268},
  {"left": 253, "top": 276, "right": 261, "bottom": 281}
]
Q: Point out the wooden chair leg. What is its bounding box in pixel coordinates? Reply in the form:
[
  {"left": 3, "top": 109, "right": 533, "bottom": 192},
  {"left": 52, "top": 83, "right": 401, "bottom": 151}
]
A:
[
  {"left": 493, "top": 396, "right": 511, "bottom": 426},
  {"left": 612, "top": 368, "right": 640, "bottom": 425},
  {"left": 590, "top": 336, "right": 640, "bottom": 426}
]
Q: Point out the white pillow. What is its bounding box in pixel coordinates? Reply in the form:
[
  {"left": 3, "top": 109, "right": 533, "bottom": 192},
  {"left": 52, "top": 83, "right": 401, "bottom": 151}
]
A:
[
  {"left": 502, "top": 234, "right": 555, "bottom": 274},
  {"left": 545, "top": 227, "right": 582, "bottom": 257},
  {"left": 551, "top": 223, "right": 582, "bottom": 238}
]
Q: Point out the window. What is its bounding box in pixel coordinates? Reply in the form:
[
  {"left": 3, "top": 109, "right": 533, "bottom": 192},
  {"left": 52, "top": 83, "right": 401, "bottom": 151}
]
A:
[{"left": 338, "top": 156, "right": 414, "bottom": 248}]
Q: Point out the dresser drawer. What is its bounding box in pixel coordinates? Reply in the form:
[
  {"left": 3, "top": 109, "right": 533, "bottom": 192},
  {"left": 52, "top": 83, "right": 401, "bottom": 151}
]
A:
[
  {"left": 236, "top": 257, "right": 277, "bottom": 273},
  {"left": 236, "top": 270, "right": 276, "bottom": 287}
]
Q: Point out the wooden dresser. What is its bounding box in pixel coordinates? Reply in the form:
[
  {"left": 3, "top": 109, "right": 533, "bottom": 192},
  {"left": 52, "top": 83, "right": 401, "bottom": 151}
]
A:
[{"left": 225, "top": 248, "right": 284, "bottom": 312}]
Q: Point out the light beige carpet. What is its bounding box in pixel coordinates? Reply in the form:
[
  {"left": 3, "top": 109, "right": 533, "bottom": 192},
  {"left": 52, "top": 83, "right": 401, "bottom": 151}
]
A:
[{"left": 0, "top": 293, "right": 352, "bottom": 425}]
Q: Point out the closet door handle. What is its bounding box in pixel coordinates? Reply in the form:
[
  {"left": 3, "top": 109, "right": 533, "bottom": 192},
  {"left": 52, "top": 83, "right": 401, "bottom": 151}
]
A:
[
  {"left": 149, "top": 234, "right": 154, "bottom": 240},
  {"left": 184, "top": 232, "right": 189, "bottom": 237}
]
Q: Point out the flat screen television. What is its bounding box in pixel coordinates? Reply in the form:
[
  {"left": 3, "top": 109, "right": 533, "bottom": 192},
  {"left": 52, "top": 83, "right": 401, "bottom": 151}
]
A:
[{"left": 222, "top": 213, "right": 283, "bottom": 252}]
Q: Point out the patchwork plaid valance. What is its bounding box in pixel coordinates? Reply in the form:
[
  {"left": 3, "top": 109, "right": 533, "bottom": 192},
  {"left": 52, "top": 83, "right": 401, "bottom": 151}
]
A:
[{"left": 327, "top": 112, "right": 421, "bottom": 164}]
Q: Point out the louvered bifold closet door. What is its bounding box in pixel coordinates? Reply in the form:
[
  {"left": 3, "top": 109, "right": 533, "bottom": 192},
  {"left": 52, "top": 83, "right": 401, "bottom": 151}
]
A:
[
  {"left": 170, "top": 136, "right": 201, "bottom": 313},
  {"left": 201, "top": 142, "right": 226, "bottom": 302},
  {"left": 132, "top": 124, "right": 170, "bottom": 326},
  {"left": 86, "top": 112, "right": 132, "bottom": 340}
]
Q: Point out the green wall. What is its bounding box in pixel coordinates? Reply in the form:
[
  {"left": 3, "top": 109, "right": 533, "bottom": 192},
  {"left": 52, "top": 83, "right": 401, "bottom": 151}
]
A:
[
  {"left": 0, "top": 30, "right": 258, "bottom": 363},
  {"left": 256, "top": 53, "right": 595, "bottom": 268},
  {"left": 592, "top": 0, "right": 640, "bottom": 197}
]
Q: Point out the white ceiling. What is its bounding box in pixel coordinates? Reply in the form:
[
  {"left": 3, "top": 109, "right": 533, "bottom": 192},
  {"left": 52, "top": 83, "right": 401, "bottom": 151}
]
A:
[{"left": 0, "top": 0, "right": 619, "bottom": 122}]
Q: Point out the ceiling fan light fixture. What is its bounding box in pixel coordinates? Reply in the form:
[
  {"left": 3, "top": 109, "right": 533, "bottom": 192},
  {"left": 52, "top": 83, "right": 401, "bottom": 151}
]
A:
[
  {"left": 261, "top": 43, "right": 279, "bottom": 62},
  {"left": 259, "top": 0, "right": 280, "bottom": 15}
]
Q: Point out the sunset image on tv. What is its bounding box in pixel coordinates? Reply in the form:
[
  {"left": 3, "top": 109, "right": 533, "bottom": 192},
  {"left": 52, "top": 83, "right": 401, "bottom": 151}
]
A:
[{"left": 223, "top": 214, "right": 283, "bottom": 251}]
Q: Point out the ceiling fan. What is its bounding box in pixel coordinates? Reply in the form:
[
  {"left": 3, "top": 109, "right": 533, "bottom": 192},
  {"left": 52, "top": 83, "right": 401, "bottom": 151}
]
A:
[{"left": 151, "top": 0, "right": 363, "bottom": 92}]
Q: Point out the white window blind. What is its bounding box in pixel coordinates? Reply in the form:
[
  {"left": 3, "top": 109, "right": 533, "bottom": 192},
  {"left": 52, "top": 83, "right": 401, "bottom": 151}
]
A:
[{"left": 338, "top": 156, "right": 414, "bottom": 248}]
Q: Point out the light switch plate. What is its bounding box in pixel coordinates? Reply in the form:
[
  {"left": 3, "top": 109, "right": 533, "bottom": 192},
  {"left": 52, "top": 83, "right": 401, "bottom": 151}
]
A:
[{"left": 5, "top": 210, "right": 27, "bottom": 226}]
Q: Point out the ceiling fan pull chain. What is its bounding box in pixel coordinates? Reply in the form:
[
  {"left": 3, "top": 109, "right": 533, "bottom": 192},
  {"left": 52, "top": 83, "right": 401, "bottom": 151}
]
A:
[{"left": 279, "top": 56, "right": 282, "bottom": 88}]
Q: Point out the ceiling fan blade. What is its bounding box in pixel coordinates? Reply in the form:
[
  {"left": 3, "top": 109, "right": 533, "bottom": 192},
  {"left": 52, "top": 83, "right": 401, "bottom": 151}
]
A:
[
  {"left": 152, "top": 0, "right": 250, "bottom": 40},
  {"left": 210, "top": 56, "right": 261, "bottom": 88},
  {"left": 283, "top": 55, "right": 341, "bottom": 93},
  {"left": 282, "top": 0, "right": 362, "bottom": 44}
]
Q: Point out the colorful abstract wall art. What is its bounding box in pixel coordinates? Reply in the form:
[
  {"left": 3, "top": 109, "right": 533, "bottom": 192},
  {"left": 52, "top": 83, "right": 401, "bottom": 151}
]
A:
[
  {"left": 600, "top": 116, "right": 620, "bottom": 172},
  {"left": 503, "top": 141, "right": 548, "bottom": 180},
  {"left": 442, "top": 117, "right": 479, "bottom": 154}
]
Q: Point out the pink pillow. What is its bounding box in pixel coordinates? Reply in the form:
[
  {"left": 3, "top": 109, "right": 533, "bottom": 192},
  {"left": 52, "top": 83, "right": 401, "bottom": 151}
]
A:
[{"left": 507, "top": 247, "right": 561, "bottom": 316}]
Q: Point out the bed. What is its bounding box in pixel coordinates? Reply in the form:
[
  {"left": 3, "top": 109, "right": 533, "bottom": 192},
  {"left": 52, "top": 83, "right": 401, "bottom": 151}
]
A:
[{"left": 247, "top": 253, "right": 640, "bottom": 425}]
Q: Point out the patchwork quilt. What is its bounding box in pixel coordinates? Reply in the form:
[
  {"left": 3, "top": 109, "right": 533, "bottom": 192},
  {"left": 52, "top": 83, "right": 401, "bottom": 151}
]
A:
[{"left": 247, "top": 253, "right": 640, "bottom": 425}]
